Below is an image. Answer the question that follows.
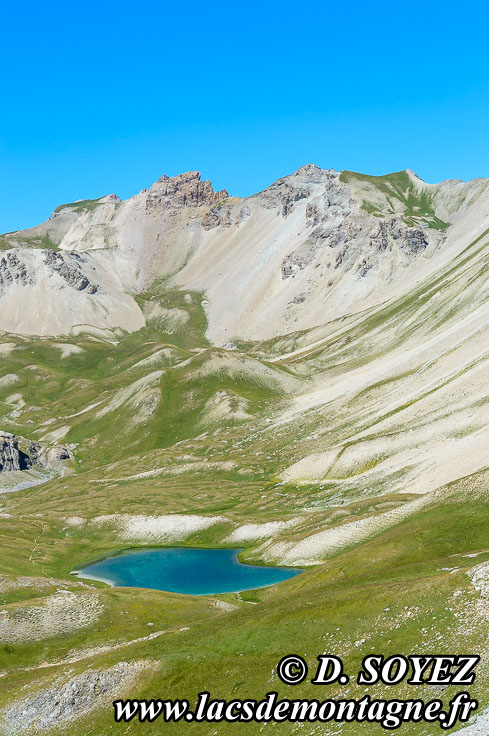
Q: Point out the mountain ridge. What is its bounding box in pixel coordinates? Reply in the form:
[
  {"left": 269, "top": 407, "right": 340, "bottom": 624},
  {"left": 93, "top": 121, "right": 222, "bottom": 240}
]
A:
[{"left": 2, "top": 165, "right": 489, "bottom": 342}]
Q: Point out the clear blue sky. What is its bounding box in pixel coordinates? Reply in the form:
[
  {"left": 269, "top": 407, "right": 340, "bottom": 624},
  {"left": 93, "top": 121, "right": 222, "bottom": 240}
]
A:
[{"left": 1, "top": 0, "right": 489, "bottom": 232}]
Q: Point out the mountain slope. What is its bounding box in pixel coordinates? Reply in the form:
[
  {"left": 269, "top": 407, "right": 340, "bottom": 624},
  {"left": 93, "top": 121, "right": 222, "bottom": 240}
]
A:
[
  {"left": 4, "top": 165, "right": 489, "bottom": 342},
  {"left": 3, "top": 166, "right": 489, "bottom": 733}
]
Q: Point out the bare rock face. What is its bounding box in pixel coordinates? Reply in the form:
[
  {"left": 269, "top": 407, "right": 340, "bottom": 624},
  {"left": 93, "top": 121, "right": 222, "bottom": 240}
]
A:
[
  {"left": 0, "top": 431, "right": 72, "bottom": 473},
  {"left": 201, "top": 209, "right": 221, "bottom": 229},
  {"left": 370, "top": 218, "right": 429, "bottom": 254},
  {"left": 357, "top": 257, "right": 373, "bottom": 277},
  {"left": 0, "top": 432, "right": 32, "bottom": 471},
  {"left": 202, "top": 204, "right": 234, "bottom": 230},
  {"left": 280, "top": 186, "right": 431, "bottom": 282},
  {"left": 0, "top": 253, "right": 33, "bottom": 295},
  {"left": 1, "top": 249, "right": 99, "bottom": 299},
  {"left": 1, "top": 660, "right": 152, "bottom": 733},
  {"left": 24, "top": 439, "right": 72, "bottom": 468},
  {"left": 279, "top": 177, "right": 360, "bottom": 279},
  {"left": 258, "top": 167, "right": 348, "bottom": 218},
  {"left": 258, "top": 177, "right": 310, "bottom": 213},
  {"left": 146, "top": 171, "right": 228, "bottom": 212},
  {"left": 43, "top": 250, "right": 99, "bottom": 293}
]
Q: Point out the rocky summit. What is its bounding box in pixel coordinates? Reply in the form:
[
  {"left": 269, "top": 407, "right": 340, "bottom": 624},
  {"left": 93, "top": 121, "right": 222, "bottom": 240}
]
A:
[{"left": 2, "top": 165, "right": 489, "bottom": 734}]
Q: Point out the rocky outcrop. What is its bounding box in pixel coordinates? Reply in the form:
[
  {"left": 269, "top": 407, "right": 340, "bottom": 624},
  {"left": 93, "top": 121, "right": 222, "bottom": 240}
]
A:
[
  {"left": 401, "top": 228, "right": 429, "bottom": 254},
  {"left": 0, "top": 431, "right": 72, "bottom": 472},
  {"left": 146, "top": 171, "right": 228, "bottom": 212},
  {"left": 258, "top": 178, "right": 310, "bottom": 214},
  {"left": 24, "top": 439, "right": 72, "bottom": 468},
  {"left": 281, "top": 221, "right": 362, "bottom": 279},
  {"left": 311, "top": 221, "right": 362, "bottom": 248},
  {"left": 281, "top": 186, "right": 310, "bottom": 217},
  {"left": 201, "top": 209, "right": 221, "bottom": 230},
  {"left": 0, "top": 253, "right": 33, "bottom": 295},
  {"left": 261, "top": 167, "right": 352, "bottom": 215},
  {"left": 370, "top": 218, "right": 428, "bottom": 254},
  {"left": 0, "top": 432, "right": 31, "bottom": 471},
  {"left": 1, "top": 660, "right": 153, "bottom": 733},
  {"left": 357, "top": 258, "right": 373, "bottom": 277},
  {"left": 305, "top": 202, "right": 320, "bottom": 226},
  {"left": 1, "top": 250, "right": 99, "bottom": 298},
  {"left": 201, "top": 204, "right": 233, "bottom": 230},
  {"left": 281, "top": 208, "right": 430, "bottom": 281},
  {"left": 258, "top": 166, "right": 341, "bottom": 213},
  {"left": 43, "top": 250, "right": 99, "bottom": 293},
  {"left": 281, "top": 243, "right": 319, "bottom": 278}
]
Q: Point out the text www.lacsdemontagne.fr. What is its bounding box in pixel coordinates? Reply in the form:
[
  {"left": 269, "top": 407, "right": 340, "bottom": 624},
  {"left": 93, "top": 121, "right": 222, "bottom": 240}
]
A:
[{"left": 113, "top": 690, "right": 477, "bottom": 730}]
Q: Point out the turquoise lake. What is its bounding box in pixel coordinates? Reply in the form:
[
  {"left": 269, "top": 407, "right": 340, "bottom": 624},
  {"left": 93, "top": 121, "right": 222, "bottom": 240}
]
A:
[{"left": 73, "top": 547, "right": 303, "bottom": 595}]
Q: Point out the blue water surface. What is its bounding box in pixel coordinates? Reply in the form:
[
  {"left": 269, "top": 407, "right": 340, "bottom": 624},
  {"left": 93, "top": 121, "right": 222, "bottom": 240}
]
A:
[{"left": 73, "top": 547, "right": 302, "bottom": 595}]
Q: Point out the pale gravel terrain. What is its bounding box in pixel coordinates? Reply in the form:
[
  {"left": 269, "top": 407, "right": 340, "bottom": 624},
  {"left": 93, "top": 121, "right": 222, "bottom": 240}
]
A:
[
  {"left": 0, "top": 574, "right": 92, "bottom": 593},
  {"left": 213, "top": 599, "right": 239, "bottom": 612},
  {"left": 142, "top": 303, "right": 189, "bottom": 332},
  {"left": 0, "top": 374, "right": 20, "bottom": 391},
  {"left": 0, "top": 660, "right": 156, "bottom": 734},
  {"left": 129, "top": 347, "right": 178, "bottom": 370},
  {"left": 0, "top": 250, "right": 144, "bottom": 336},
  {"left": 0, "top": 592, "right": 102, "bottom": 642},
  {"left": 186, "top": 353, "right": 300, "bottom": 392},
  {"left": 40, "top": 424, "right": 70, "bottom": 443},
  {"left": 175, "top": 170, "right": 489, "bottom": 344},
  {"left": 32, "top": 630, "right": 166, "bottom": 669},
  {"left": 259, "top": 496, "right": 432, "bottom": 565},
  {"left": 65, "top": 400, "right": 103, "bottom": 418},
  {"left": 456, "top": 710, "right": 489, "bottom": 734},
  {"left": 90, "top": 513, "right": 228, "bottom": 543},
  {"left": 0, "top": 343, "right": 16, "bottom": 355},
  {"left": 465, "top": 561, "right": 489, "bottom": 598},
  {"left": 52, "top": 343, "right": 85, "bottom": 358},
  {"left": 277, "top": 280, "right": 489, "bottom": 499},
  {"left": 64, "top": 516, "right": 85, "bottom": 528},
  {"left": 225, "top": 517, "right": 304, "bottom": 542},
  {"left": 0, "top": 469, "right": 50, "bottom": 494}
]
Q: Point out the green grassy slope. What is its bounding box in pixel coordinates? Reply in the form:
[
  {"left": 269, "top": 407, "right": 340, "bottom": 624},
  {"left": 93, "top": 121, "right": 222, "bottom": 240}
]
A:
[
  {"left": 1, "top": 469, "right": 489, "bottom": 735},
  {"left": 1, "top": 248, "right": 489, "bottom": 734},
  {"left": 340, "top": 170, "right": 450, "bottom": 230}
]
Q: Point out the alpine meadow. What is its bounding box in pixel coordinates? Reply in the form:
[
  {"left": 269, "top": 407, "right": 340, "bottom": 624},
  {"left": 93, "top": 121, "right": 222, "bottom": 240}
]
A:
[{"left": 2, "top": 165, "right": 489, "bottom": 733}]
